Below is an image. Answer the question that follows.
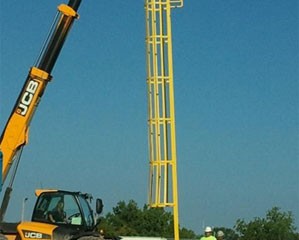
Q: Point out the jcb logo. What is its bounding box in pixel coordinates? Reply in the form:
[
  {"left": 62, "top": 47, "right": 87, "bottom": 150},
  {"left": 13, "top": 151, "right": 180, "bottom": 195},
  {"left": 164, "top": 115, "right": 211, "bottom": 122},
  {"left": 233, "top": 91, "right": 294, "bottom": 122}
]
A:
[
  {"left": 24, "top": 231, "right": 42, "bottom": 239},
  {"left": 22, "top": 230, "right": 51, "bottom": 239},
  {"left": 17, "top": 79, "right": 39, "bottom": 116}
]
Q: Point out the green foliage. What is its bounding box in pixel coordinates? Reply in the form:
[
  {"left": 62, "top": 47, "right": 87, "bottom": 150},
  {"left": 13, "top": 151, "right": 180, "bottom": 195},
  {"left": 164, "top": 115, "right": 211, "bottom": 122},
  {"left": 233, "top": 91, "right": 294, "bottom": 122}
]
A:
[
  {"left": 234, "top": 207, "right": 298, "bottom": 240},
  {"left": 98, "top": 201, "right": 298, "bottom": 240},
  {"left": 140, "top": 205, "right": 173, "bottom": 237},
  {"left": 98, "top": 200, "right": 197, "bottom": 238},
  {"left": 179, "top": 227, "right": 198, "bottom": 239},
  {"left": 101, "top": 200, "right": 141, "bottom": 236}
]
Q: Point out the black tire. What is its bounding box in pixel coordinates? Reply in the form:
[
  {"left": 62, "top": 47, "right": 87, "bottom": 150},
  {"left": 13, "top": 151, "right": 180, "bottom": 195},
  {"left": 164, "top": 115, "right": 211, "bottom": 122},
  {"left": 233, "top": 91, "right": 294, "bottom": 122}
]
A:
[{"left": 77, "top": 237, "right": 104, "bottom": 240}]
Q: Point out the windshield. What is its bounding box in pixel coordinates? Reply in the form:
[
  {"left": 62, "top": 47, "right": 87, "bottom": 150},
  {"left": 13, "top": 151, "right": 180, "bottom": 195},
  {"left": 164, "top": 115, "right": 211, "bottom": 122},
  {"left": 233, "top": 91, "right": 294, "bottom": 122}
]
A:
[
  {"left": 32, "top": 192, "right": 93, "bottom": 227},
  {"left": 78, "top": 195, "right": 95, "bottom": 227}
]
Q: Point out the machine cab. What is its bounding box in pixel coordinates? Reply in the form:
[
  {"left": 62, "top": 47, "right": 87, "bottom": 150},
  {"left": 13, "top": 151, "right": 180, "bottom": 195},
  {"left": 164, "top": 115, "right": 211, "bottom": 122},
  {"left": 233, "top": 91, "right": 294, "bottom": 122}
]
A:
[{"left": 32, "top": 190, "right": 100, "bottom": 230}]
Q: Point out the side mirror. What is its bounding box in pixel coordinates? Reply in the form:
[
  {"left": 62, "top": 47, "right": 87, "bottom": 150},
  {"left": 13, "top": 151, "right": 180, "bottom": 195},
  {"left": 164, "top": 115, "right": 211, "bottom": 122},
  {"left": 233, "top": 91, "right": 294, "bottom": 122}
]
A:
[{"left": 96, "top": 198, "right": 103, "bottom": 214}]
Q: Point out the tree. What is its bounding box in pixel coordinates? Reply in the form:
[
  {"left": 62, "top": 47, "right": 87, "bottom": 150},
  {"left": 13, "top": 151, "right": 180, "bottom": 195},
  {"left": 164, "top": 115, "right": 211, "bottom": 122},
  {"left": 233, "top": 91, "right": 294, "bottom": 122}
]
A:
[
  {"left": 179, "top": 227, "right": 197, "bottom": 239},
  {"left": 99, "top": 201, "right": 298, "bottom": 239},
  {"left": 98, "top": 200, "right": 197, "bottom": 238},
  {"left": 139, "top": 205, "right": 173, "bottom": 237},
  {"left": 234, "top": 207, "right": 299, "bottom": 240},
  {"left": 100, "top": 200, "right": 142, "bottom": 236}
]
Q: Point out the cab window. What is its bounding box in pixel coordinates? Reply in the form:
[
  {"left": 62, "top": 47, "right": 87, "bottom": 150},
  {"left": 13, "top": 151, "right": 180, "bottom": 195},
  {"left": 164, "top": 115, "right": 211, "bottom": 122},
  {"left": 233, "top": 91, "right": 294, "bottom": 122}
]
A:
[
  {"left": 78, "top": 195, "right": 94, "bottom": 227},
  {"left": 32, "top": 193, "right": 83, "bottom": 226}
]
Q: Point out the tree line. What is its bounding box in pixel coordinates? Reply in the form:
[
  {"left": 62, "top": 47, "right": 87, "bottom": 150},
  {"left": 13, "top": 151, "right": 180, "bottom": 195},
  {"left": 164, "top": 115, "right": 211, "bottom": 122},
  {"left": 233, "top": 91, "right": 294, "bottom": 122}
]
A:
[{"left": 97, "top": 200, "right": 299, "bottom": 240}]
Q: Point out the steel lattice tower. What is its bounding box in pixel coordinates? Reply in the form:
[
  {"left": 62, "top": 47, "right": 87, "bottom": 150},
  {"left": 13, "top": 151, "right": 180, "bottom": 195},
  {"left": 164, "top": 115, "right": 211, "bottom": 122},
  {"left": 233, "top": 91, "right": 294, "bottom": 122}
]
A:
[{"left": 145, "top": 1, "right": 183, "bottom": 239}]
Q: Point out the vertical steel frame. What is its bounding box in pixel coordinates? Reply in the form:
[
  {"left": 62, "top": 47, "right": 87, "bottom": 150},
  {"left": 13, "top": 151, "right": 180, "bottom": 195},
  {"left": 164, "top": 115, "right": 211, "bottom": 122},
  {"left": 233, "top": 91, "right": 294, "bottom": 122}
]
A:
[{"left": 145, "top": 1, "right": 183, "bottom": 239}]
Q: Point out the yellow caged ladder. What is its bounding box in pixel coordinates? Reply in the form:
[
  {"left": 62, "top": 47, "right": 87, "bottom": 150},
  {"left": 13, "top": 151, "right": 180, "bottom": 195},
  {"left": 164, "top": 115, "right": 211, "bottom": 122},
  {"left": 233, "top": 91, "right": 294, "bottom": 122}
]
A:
[{"left": 145, "top": 1, "right": 183, "bottom": 239}]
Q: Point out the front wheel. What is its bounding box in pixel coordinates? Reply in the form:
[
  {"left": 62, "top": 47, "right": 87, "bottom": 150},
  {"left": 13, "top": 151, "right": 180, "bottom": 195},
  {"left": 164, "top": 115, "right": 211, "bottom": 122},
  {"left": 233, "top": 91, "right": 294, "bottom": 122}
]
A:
[{"left": 77, "top": 236, "right": 104, "bottom": 240}]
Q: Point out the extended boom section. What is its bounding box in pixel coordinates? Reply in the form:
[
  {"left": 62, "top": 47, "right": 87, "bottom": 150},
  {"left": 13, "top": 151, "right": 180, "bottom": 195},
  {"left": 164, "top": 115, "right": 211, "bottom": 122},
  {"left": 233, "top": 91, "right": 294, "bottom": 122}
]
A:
[
  {"left": 145, "top": 1, "right": 183, "bottom": 240},
  {"left": 0, "top": 0, "right": 81, "bottom": 185}
]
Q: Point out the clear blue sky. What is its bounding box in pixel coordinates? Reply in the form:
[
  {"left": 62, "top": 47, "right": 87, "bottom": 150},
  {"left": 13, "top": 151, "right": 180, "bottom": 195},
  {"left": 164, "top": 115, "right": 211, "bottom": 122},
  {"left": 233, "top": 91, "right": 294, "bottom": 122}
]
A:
[{"left": 1, "top": 0, "right": 298, "bottom": 234}]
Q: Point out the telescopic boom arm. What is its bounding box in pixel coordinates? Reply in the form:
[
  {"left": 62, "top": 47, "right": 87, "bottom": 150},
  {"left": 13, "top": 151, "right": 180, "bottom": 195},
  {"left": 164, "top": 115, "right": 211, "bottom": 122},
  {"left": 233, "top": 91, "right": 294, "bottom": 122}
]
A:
[{"left": 0, "top": 0, "right": 81, "bottom": 220}]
